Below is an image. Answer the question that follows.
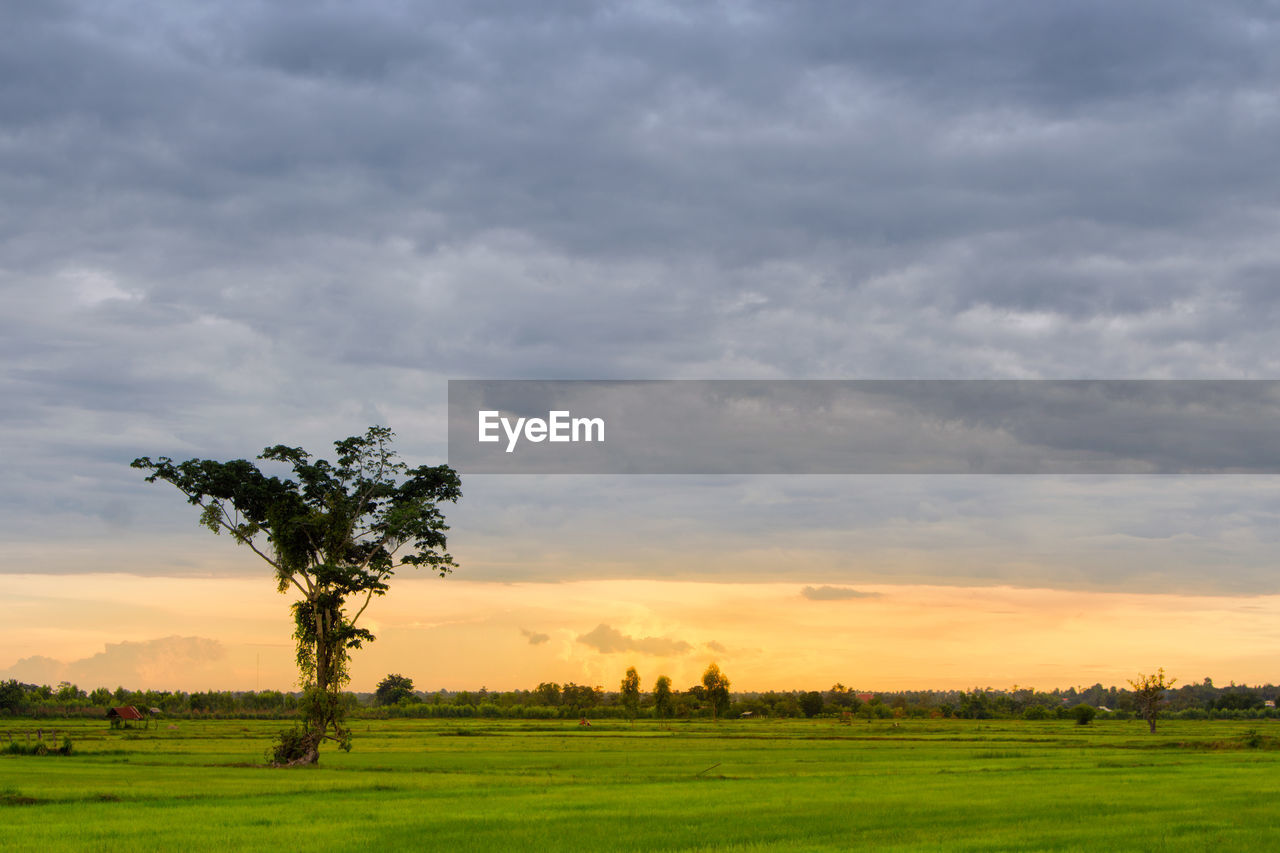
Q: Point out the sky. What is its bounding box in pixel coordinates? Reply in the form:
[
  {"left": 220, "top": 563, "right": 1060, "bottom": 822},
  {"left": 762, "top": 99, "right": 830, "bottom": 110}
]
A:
[{"left": 3, "top": 0, "right": 1280, "bottom": 693}]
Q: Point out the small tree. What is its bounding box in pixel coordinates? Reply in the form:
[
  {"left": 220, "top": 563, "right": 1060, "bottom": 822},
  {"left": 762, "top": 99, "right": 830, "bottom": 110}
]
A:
[
  {"left": 1071, "top": 703, "right": 1097, "bottom": 726},
  {"left": 56, "top": 682, "right": 84, "bottom": 703},
  {"left": 534, "top": 682, "right": 562, "bottom": 706},
  {"left": 374, "top": 674, "right": 415, "bottom": 706},
  {"left": 827, "top": 683, "right": 854, "bottom": 708},
  {"left": 0, "top": 679, "right": 26, "bottom": 713},
  {"left": 1129, "top": 669, "right": 1176, "bottom": 734},
  {"left": 620, "top": 667, "right": 641, "bottom": 720},
  {"left": 562, "top": 683, "right": 601, "bottom": 713},
  {"left": 800, "top": 691, "right": 824, "bottom": 718},
  {"left": 702, "top": 663, "right": 731, "bottom": 721},
  {"left": 134, "top": 426, "right": 461, "bottom": 765},
  {"left": 652, "top": 675, "right": 673, "bottom": 718}
]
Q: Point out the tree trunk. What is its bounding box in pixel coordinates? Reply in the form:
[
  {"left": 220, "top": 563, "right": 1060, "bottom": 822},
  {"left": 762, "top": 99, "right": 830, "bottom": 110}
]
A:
[
  {"left": 315, "top": 603, "right": 330, "bottom": 698},
  {"left": 280, "top": 741, "right": 320, "bottom": 767}
]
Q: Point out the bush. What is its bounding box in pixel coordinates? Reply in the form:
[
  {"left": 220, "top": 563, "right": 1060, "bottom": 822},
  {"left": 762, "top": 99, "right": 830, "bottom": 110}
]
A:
[
  {"left": 521, "top": 706, "right": 557, "bottom": 720},
  {"left": 1022, "top": 705, "right": 1050, "bottom": 720},
  {"left": 1071, "top": 704, "right": 1097, "bottom": 726},
  {"left": 267, "top": 726, "right": 328, "bottom": 766}
]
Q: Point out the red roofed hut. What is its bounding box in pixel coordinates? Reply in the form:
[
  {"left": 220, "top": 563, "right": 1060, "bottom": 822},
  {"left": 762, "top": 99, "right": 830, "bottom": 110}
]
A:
[
  {"left": 107, "top": 706, "right": 144, "bottom": 728},
  {"left": 107, "top": 706, "right": 143, "bottom": 720}
]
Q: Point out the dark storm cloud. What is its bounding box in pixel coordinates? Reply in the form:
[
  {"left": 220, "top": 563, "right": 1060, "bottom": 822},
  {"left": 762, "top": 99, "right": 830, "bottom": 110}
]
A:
[
  {"left": 4, "top": 4, "right": 1279, "bottom": 373},
  {"left": 4, "top": 2, "right": 1280, "bottom": 592}
]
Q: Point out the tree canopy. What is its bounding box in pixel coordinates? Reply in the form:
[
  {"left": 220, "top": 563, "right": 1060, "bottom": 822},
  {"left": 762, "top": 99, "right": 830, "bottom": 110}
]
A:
[
  {"left": 702, "top": 663, "right": 731, "bottom": 721},
  {"left": 133, "top": 426, "right": 461, "bottom": 764},
  {"left": 620, "top": 667, "right": 641, "bottom": 719},
  {"left": 1129, "top": 669, "right": 1176, "bottom": 734},
  {"left": 652, "top": 675, "right": 673, "bottom": 718},
  {"left": 375, "top": 674, "right": 416, "bottom": 706}
]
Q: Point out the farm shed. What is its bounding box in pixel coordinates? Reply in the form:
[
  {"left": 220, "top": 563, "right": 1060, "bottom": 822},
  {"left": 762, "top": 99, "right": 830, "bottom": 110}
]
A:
[{"left": 107, "top": 706, "right": 144, "bottom": 721}]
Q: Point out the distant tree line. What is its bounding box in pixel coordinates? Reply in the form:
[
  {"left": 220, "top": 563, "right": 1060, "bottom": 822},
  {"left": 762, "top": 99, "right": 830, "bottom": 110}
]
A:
[
  {"left": 0, "top": 679, "right": 314, "bottom": 719},
  {"left": 4, "top": 673, "right": 1276, "bottom": 722}
]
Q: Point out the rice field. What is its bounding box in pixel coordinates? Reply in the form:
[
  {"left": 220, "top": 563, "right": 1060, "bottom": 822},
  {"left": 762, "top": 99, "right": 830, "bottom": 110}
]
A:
[{"left": 3, "top": 717, "right": 1280, "bottom": 851}]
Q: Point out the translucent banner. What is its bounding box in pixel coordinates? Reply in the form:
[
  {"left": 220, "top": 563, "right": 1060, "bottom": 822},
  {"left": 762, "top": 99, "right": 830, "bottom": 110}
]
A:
[{"left": 447, "top": 380, "right": 1280, "bottom": 474}]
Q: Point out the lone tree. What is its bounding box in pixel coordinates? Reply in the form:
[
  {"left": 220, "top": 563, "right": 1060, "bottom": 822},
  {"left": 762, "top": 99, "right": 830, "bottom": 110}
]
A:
[
  {"left": 1129, "top": 668, "right": 1176, "bottom": 734},
  {"left": 620, "top": 666, "right": 641, "bottom": 720},
  {"left": 652, "top": 675, "right": 673, "bottom": 718},
  {"left": 133, "top": 426, "right": 461, "bottom": 765},
  {"left": 374, "top": 674, "right": 416, "bottom": 707},
  {"left": 702, "top": 663, "right": 731, "bottom": 721}
]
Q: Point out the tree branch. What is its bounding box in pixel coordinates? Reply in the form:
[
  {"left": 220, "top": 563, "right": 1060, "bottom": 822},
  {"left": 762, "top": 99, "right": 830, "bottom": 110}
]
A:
[{"left": 349, "top": 588, "right": 375, "bottom": 627}]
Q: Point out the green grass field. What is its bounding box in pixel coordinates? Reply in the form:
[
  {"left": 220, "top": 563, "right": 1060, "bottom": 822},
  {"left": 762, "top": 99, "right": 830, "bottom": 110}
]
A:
[{"left": 3, "top": 717, "right": 1279, "bottom": 851}]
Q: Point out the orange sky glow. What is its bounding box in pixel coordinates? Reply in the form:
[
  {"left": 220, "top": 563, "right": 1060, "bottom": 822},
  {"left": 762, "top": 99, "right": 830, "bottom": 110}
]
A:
[{"left": 6, "top": 573, "right": 1279, "bottom": 694}]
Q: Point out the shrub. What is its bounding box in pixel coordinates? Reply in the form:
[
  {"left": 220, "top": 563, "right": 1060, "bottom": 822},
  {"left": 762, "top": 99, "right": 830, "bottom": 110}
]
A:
[
  {"left": 266, "top": 726, "right": 340, "bottom": 766},
  {"left": 1071, "top": 704, "right": 1097, "bottom": 726}
]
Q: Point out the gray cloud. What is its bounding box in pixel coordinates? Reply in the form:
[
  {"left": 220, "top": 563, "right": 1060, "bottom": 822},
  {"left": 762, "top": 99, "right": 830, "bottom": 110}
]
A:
[
  {"left": 801, "top": 586, "right": 882, "bottom": 602},
  {"left": 576, "top": 624, "right": 693, "bottom": 656},
  {"left": 2, "top": 2, "right": 1280, "bottom": 597},
  {"left": 445, "top": 474, "right": 1280, "bottom": 595},
  {"left": 520, "top": 628, "right": 550, "bottom": 646}
]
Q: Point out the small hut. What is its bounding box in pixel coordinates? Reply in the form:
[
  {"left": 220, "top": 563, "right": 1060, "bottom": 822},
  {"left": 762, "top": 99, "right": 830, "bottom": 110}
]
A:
[
  {"left": 107, "top": 706, "right": 144, "bottom": 728},
  {"left": 107, "top": 706, "right": 144, "bottom": 721}
]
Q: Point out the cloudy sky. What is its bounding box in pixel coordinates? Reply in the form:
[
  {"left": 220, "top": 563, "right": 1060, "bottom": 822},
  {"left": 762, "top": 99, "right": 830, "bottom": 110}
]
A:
[{"left": 4, "top": 1, "right": 1280, "bottom": 693}]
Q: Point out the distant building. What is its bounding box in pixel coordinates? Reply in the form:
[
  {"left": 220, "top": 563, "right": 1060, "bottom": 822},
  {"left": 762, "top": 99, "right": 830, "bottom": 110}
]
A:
[{"left": 1266, "top": 700, "right": 1276, "bottom": 709}]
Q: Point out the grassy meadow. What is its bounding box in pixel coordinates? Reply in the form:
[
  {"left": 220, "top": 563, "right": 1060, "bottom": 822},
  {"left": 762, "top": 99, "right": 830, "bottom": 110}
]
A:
[{"left": 3, "top": 716, "right": 1280, "bottom": 851}]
